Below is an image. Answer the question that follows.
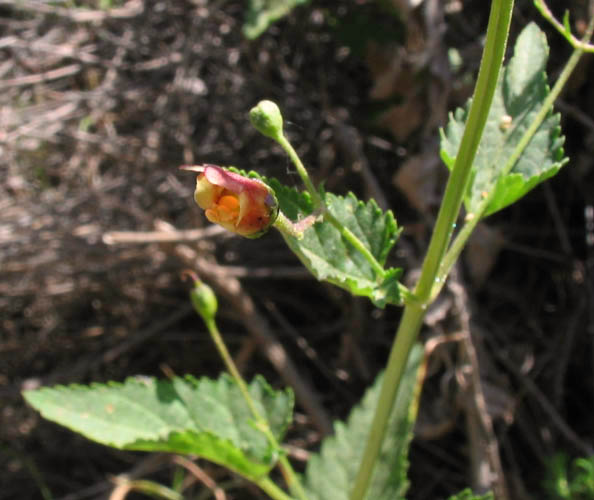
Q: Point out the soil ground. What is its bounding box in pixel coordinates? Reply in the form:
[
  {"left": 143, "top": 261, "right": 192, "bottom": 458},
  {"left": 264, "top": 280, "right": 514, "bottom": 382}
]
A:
[{"left": 1, "top": 1, "right": 594, "bottom": 499}]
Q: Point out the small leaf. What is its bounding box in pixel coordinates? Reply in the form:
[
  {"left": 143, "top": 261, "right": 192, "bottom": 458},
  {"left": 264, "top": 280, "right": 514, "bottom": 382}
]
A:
[
  {"left": 447, "top": 489, "right": 494, "bottom": 500},
  {"left": 440, "top": 22, "right": 568, "bottom": 217},
  {"left": 269, "top": 177, "right": 402, "bottom": 307},
  {"left": 304, "top": 344, "right": 424, "bottom": 500},
  {"left": 23, "top": 375, "right": 293, "bottom": 480},
  {"left": 243, "top": 0, "right": 309, "bottom": 39}
]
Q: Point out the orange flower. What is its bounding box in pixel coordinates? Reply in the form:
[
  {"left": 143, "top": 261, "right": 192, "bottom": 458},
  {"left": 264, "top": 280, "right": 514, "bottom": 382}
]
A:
[{"left": 187, "top": 164, "right": 279, "bottom": 238}]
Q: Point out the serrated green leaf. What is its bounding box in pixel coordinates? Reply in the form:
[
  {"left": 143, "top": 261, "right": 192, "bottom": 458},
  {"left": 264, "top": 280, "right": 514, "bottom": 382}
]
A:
[
  {"left": 304, "top": 344, "right": 424, "bottom": 500},
  {"left": 227, "top": 167, "right": 402, "bottom": 306},
  {"left": 267, "top": 177, "right": 402, "bottom": 307},
  {"left": 243, "top": 0, "right": 309, "bottom": 39},
  {"left": 448, "top": 489, "right": 494, "bottom": 500},
  {"left": 372, "top": 267, "right": 403, "bottom": 307},
  {"left": 440, "top": 22, "right": 568, "bottom": 217},
  {"left": 23, "top": 374, "right": 293, "bottom": 480}
]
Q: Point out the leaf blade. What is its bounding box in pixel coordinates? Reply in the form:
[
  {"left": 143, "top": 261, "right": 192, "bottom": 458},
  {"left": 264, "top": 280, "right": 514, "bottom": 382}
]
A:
[
  {"left": 23, "top": 374, "right": 293, "bottom": 479},
  {"left": 266, "top": 175, "right": 402, "bottom": 307},
  {"left": 440, "top": 23, "right": 568, "bottom": 217},
  {"left": 303, "top": 344, "right": 424, "bottom": 500}
]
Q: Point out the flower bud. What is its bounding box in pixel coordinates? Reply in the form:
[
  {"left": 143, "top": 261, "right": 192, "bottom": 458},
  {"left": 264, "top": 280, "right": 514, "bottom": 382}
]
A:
[
  {"left": 190, "top": 279, "right": 218, "bottom": 323},
  {"left": 189, "top": 164, "right": 279, "bottom": 238},
  {"left": 249, "top": 100, "right": 284, "bottom": 141}
]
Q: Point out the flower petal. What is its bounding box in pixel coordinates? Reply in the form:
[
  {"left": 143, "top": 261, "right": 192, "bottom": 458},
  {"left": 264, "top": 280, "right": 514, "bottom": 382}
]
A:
[
  {"left": 189, "top": 164, "right": 279, "bottom": 238},
  {"left": 194, "top": 174, "right": 222, "bottom": 209}
]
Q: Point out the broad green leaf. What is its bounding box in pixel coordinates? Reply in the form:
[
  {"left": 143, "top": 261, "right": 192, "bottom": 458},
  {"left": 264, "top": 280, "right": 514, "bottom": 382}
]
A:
[
  {"left": 267, "top": 176, "right": 402, "bottom": 308},
  {"left": 303, "top": 344, "right": 424, "bottom": 500},
  {"left": 440, "top": 22, "right": 567, "bottom": 217},
  {"left": 23, "top": 375, "right": 293, "bottom": 480},
  {"left": 448, "top": 489, "right": 494, "bottom": 500},
  {"left": 243, "top": 0, "right": 309, "bottom": 39}
]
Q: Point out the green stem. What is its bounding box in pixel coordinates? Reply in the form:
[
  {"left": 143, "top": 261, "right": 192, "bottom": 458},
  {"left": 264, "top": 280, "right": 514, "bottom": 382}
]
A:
[
  {"left": 204, "top": 318, "right": 263, "bottom": 419},
  {"left": 534, "top": 0, "right": 594, "bottom": 52},
  {"left": 349, "top": 1, "right": 514, "bottom": 499},
  {"left": 204, "top": 318, "right": 308, "bottom": 500},
  {"left": 277, "top": 134, "right": 387, "bottom": 280},
  {"left": 273, "top": 210, "right": 319, "bottom": 240},
  {"left": 414, "top": 0, "right": 514, "bottom": 303},
  {"left": 433, "top": 8, "right": 594, "bottom": 297},
  {"left": 257, "top": 477, "right": 299, "bottom": 500},
  {"left": 348, "top": 303, "right": 425, "bottom": 500},
  {"left": 276, "top": 134, "right": 323, "bottom": 209},
  {"left": 432, "top": 212, "right": 481, "bottom": 300},
  {"left": 397, "top": 283, "right": 420, "bottom": 307}
]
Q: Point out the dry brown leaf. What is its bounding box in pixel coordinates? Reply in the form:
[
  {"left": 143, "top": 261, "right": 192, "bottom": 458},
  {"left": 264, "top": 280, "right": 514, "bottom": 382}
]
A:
[
  {"left": 393, "top": 150, "right": 442, "bottom": 214},
  {"left": 464, "top": 222, "right": 504, "bottom": 287},
  {"left": 377, "top": 95, "right": 425, "bottom": 142}
]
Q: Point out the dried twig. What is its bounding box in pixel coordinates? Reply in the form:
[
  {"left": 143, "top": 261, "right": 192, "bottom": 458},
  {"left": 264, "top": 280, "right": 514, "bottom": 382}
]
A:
[
  {"left": 172, "top": 456, "right": 227, "bottom": 500},
  {"left": 0, "top": 64, "right": 81, "bottom": 90},
  {"left": 448, "top": 275, "right": 509, "bottom": 500},
  {"left": 495, "top": 345, "right": 594, "bottom": 457},
  {"left": 103, "top": 226, "right": 226, "bottom": 244},
  {"left": 0, "top": 0, "right": 144, "bottom": 22}
]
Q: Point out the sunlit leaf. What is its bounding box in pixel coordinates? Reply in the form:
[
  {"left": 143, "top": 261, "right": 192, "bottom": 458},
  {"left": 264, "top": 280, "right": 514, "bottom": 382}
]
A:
[
  {"left": 24, "top": 375, "right": 293, "bottom": 480},
  {"left": 440, "top": 23, "right": 568, "bottom": 217},
  {"left": 263, "top": 173, "right": 403, "bottom": 307}
]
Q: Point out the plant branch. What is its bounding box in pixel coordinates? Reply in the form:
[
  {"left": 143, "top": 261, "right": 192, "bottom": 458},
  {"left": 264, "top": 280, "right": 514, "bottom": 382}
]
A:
[
  {"left": 256, "top": 477, "right": 299, "bottom": 500},
  {"left": 349, "top": 1, "right": 515, "bottom": 498},
  {"left": 413, "top": 0, "right": 514, "bottom": 303},
  {"left": 348, "top": 303, "right": 426, "bottom": 500},
  {"left": 112, "top": 479, "right": 184, "bottom": 500},
  {"left": 534, "top": 0, "right": 594, "bottom": 52},
  {"left": 433, "top": 6, "right": 594, "bottom": 297}
]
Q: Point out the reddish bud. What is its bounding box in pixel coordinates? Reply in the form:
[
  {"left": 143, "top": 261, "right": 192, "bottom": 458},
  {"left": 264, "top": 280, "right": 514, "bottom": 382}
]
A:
[{"left": 186, "top": 164, "right": 279, "bottom": 238}]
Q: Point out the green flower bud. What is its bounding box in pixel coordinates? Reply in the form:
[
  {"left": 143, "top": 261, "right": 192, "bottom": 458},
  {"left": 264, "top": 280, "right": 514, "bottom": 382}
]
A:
[
  {"left": 190, "top": 279, "right": 218, "bottom": 323},
  {"left": 249, "top": 100, "right": 284, "bottom": 141}
]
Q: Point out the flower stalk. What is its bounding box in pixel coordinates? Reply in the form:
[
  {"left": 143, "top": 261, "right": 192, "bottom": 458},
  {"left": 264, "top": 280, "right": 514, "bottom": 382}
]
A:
[
  {"left": 188, "top": 275, "right": 308, "bottom": 500},
  {"left": 250, "top": 100, "right": 323, "bottom": 209},
  {"left": 250, "top": 100, "right": 387, "bottom": 281}
]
